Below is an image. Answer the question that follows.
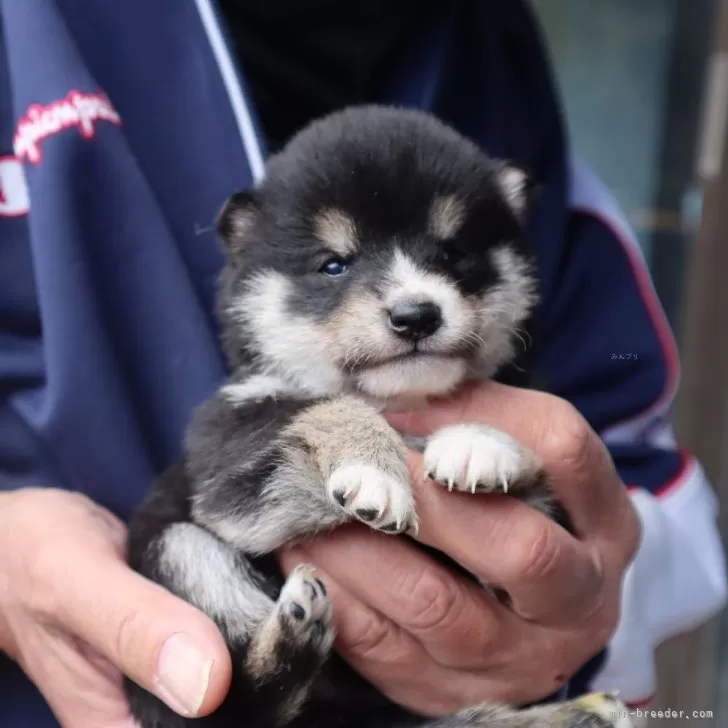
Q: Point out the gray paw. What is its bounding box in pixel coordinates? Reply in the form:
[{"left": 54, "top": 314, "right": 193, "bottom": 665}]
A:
[
  {"left": 456, "top": 692, "right": 632, "bottom": 727},
  {"left": 277, "top": 564, "right": 334, "bottom": 654}
]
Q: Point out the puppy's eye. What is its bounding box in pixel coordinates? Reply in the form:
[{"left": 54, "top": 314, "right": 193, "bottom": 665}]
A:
[
  {"left": 436, "top": 244, "right": 465, "bottom": 267},
  {"left": 319, "top": 257, "right": 352, "bottom": 277}
]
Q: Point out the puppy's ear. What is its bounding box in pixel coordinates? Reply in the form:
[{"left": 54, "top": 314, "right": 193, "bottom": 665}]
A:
[
  {"left": 495, "top": 163, "right": 539, "bottom": 221},
  {"left": 216, "top": 190, "right": 259, "bottom": 258}
]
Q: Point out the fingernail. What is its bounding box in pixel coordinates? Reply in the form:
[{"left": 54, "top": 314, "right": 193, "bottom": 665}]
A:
[{"left": 156, "top": 633, "right": 214, "bottom": 717}]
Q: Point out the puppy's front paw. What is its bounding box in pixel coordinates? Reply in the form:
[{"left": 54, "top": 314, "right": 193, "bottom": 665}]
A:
[
  {"left": 424, "top": 424, "right": 541, "bottom": 495},
  {"left": 327, "top": 462, "right": 418, "bottom": 534},
  {"left": 277, "top": 564, "right": 334, "bottom": 656}
]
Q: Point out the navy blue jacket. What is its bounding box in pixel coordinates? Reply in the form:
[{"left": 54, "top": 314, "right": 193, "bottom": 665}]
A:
[{"left": 0, "top": 1, "right": 725, "bottom": 725}]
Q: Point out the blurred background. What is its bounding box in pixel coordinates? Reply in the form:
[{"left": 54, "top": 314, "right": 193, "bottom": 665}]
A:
[{"left": 531, "top": 0, "right": 727, "bottom": 724}]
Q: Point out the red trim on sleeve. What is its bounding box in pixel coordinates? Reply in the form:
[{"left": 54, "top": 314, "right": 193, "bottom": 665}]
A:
[
  {"left": 626, "top": 694, "right": 655, "bottom": 709},
  {"left": 571, "top": 207, "right": 680, "bottom": 431}
]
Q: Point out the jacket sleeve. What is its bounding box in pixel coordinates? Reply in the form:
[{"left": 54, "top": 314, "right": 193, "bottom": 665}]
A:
[
  {"left": 534, "top": 156, "right": 727, "bottom": 704},
  {"left": 0, "top": 29, "right": 60, "bottom": 492},
  {"left": 0, "top": 174, "right": 62, "bottom": 491}
]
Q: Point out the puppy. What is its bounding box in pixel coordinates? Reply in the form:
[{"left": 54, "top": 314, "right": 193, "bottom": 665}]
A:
[{"left": 124, "top": 106, "right": 630, "bottom": 728}]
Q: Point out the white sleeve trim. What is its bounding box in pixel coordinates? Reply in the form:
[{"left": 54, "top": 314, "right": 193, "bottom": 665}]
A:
[
  {"left": 194, "top": 0, "right": 266, "bottom": 182},
  {"left": 590, "top": 461, "right": 727, "bottom": 703}
]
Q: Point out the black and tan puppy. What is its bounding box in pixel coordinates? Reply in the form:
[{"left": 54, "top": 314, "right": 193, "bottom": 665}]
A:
[{"left": 124, "top": 106, "right": 630, "bottom": 728}]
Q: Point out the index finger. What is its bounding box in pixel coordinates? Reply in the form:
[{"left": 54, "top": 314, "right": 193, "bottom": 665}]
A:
[
  {"left": 407, "top": 452, "right": 607, "bottom": 626},
  {"left": 280, "top": 523, "right": 514, "bottom": 670}
]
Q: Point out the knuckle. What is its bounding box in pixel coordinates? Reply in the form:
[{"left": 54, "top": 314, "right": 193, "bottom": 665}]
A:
[
  {"left": 344, "top": 609, "right": 395, "bottom": 660},
  {"left": 559, "top": 595, "right": 620, "bottom": 663},
  {"left": 508, "top": 521, "right": 561, "bottom": 582},
  {"left": 539, "top": 399, "right": 593, "bottom": 467},
  {"left": 404, "top": 569, "right": 463, "bottom": 632},
  {"left": 114, "top": 606, "right": 153, "bottom": 671}
]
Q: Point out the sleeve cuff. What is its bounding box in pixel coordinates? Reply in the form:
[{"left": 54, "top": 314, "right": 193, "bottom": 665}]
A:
[{"left": 589, "top": 459, "right": 727, "bottom": 703}]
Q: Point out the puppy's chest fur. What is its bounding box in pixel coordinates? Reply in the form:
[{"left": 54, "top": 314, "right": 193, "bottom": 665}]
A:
[{"left": 123, "top": 106, "right": 622, "bottom": 728}]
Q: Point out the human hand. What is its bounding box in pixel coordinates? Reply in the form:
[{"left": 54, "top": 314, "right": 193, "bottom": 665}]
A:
[
  {"left": 278, "top": 381, "right": 640, "bottom": 715},
  {"left": 0, "top": 488, "right": 231, "bottom": 728}
]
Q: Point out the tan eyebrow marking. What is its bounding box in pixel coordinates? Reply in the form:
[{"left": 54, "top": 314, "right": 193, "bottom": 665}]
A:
[
  {"left": 497, "top": 166, "right": 529, "bottom": 217},
  {"left": 312, "top": 208, "right": 358, "bottom": 257},
  {"left": 428, "top": 195, "right": 466, "bottom": 239}
]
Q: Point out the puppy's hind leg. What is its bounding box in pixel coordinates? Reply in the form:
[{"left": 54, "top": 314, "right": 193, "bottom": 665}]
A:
[
  {"left": 389, "top": 693, "right": 632, "bottom": 728},
  {"left": 126, "top": 521, "right": 331, "bottom": 727},
  {"left": 242, "top": 564, "right": 335, "bottom": 725},
  {"left": 460, "top": 693, "right": 630, "bottom": 727}
]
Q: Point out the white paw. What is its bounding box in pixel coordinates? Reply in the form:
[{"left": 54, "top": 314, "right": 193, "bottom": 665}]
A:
[
  {"left": 327, "top": 462, "right": 418, "bottom": 534},
  {"left": 278, "top": 564, "right": 333, "bottom": 650},
  {"left": 423, "top": 424, "right": 540, "bottom": 494}
]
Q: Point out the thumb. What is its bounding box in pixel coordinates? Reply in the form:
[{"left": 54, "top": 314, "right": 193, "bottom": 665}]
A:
[{"left": 44, "top": 543, "right": 232, "bottom": 718}]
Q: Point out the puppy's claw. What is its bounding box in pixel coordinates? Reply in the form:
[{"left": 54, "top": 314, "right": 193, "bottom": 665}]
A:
[
  {"left": 355, "top": 508, "right": 378, "bottom": 522},
  {"left": 424, "top": 424, "right": 540, "bottom": 497},
  {"left": 406, "top": 515, "right": 420, "bottom": 538},
  {"left": 328, "top": 462, "right": 417, "bottom": 536}
]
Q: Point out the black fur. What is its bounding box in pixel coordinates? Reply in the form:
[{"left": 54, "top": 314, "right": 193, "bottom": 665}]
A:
[
  {"left": 215, "top": 106, "right": 534, "bottom": 373},
  {"left": 124, "top": 106, "right": 617, "bottom": 728}
]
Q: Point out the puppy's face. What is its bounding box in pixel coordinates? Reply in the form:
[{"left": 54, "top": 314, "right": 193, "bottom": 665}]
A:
[{"left": 216, "top": 107, "right": 538, "bottom": 400}]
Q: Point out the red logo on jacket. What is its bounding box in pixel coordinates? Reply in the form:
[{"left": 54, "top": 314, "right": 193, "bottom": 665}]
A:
[{"left": 13, "top": 90, "right": 122, "bottom": 165}]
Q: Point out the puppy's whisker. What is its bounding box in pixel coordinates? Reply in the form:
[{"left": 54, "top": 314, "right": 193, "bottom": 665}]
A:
[
  {"left": 515, "top": 327, "right": 533, "bottom": 347},
  {"left": 462, "top": 331, "right": 488, "bottom": 351},
  {"left": 511, "top": 329, "right": 529, "bottom": 351},
  {"left": 194, "top": 223, "right": 215, "bottom": 236},
  {"left": 342, "top": 344, "right": 372, "bottom": 370}
]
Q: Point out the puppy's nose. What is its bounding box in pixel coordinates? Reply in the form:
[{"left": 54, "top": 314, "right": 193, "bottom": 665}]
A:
[{"left": 387, "top": 301, "right": 442, "bottom": 341}]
